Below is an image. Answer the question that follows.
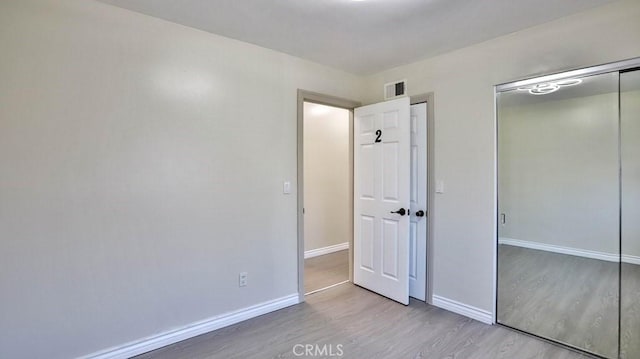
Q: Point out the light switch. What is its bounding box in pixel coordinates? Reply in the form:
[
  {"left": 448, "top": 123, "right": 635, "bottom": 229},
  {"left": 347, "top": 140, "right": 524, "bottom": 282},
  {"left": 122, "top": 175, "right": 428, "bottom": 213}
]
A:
[
  {"left": 436, "top": 180, "right": 445, "bottom": 194},
  {"left": 283, "top": 181, "right": 291, "bottom": 194}
]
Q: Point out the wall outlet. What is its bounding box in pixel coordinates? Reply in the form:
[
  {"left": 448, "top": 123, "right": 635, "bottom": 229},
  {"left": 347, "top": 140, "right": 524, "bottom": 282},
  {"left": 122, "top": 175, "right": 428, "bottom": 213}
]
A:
[{"left": 239, "top": 272, "right": 248, "bottom": 287}]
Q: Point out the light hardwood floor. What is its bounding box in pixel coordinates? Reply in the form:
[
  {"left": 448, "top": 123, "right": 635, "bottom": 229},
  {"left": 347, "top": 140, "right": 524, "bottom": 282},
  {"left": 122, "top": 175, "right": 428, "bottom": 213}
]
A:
[
  {"left": 498, "top": 245, "right": 619, "bottom": 358},
  {"left": 304, "top": 250, "right": 349, "bottom": 294},
  {"left": 136, "top": 283, "right": 587, "bottom": 359}
]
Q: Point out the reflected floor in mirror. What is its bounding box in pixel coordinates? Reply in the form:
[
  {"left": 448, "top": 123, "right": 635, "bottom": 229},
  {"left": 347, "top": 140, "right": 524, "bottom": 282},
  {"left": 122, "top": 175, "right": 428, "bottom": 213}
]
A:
[
  {"left": 621, "top": 263, "right": 640, "bottom": 359},
  {"left": 497, "top": 244, "right": 619, "bottom": 358}
]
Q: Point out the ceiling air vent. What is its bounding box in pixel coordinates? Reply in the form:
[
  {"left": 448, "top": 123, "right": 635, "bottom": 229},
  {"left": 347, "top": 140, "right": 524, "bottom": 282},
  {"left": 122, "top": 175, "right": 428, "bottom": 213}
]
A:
[{"left": 384, "top": 80, "right": 407, "bottom": 100}]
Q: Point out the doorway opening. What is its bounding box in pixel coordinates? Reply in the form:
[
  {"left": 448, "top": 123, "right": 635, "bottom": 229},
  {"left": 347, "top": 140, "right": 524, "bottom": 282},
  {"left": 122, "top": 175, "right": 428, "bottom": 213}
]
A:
[
  {"left": 297, "top": 90, "right": 434, "bottom": 305},
  {"left": 303, "top": 102, "right": 351, "bottom": 295},
  {"left": 297, "top": 90, "right": 360, "bottom": 301}
]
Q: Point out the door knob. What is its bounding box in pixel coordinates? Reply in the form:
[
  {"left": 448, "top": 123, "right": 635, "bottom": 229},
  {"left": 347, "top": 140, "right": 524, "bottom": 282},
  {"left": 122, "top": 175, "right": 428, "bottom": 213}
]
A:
[
  {"left": 415, "top": 210, "right": 425, "bottom": 217},
  {"left": 390, "top": 208, "right": 406, "bottom": 216}
]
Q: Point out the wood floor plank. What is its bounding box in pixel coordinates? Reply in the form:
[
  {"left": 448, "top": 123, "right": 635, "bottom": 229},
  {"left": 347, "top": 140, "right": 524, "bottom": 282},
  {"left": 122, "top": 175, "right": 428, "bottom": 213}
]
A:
[
  {"left": 304, "top": 250, "right": 349, "bottom": 294},
  {"left": 136, "top": 284, "right": 587, "bottom": 359}
]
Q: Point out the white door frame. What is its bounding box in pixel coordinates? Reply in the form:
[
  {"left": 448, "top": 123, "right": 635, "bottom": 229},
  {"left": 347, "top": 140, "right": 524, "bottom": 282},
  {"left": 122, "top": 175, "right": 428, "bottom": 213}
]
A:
[
  {"left": 296, "top": 90, "right": 436, "bottom": 305},
  {"left": 410, "top": 93, "right": 436, "bottom": 305},
  {"left": 297, "top": 90, "right": 360, "bottom": 303},
  {"left": 409, "top": 102, "right": 428, "bottom": 301}
]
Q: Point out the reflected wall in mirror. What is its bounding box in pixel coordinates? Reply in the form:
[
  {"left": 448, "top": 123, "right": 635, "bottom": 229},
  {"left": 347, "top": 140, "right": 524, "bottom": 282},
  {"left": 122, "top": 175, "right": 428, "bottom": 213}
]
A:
[
  {"left": 497, "top": 72, "right": 620, "bottom": 358},
  {"left": 621, "top": 69, "right": 640, "bottom": 359}
]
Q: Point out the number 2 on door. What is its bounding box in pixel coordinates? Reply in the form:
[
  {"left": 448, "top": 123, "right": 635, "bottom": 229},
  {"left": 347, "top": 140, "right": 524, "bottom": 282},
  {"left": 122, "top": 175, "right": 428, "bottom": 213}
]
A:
[{"left": 375, "top": 129, "right": 382, "bottom": 143}]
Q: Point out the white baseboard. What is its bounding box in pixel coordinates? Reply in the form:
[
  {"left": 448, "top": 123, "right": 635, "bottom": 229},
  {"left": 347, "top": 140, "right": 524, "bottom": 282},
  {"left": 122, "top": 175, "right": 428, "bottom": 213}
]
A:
[
  {"left": 81, "top": 294, "right": 300, "bottom": 359},
  {"left": 499, "top": 237, "right": 619, "bottom": 262},
  {"left": 622, "top": 254, "right": 640, "bottom": 265},
  {"left": 432, "top": 295, "right": 493, "bottom": 325},
  {"left": 305, "top": 242, "right": 349, "bottom": 259}
]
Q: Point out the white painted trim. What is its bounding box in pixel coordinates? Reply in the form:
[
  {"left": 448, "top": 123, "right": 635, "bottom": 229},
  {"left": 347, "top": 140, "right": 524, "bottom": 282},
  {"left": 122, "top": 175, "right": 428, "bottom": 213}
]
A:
[
  {"left": 304, "top": 242, "right": 349, "bottom": 259},
  {"left": 81, "top": 294, "right": 300, "bottom": 359},
  {"left": 499, "top": 237, "right": 619, "bottom": 262},
  {"left": 305, "top": 280, "right": 350, "bottom": 296},
  {"left": 432, "top": 295, "right": 493, "bottom": 325}
]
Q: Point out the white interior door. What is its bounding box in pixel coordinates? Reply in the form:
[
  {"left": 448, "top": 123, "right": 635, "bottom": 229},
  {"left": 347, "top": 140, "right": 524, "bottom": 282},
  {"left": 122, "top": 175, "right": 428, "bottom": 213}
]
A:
[
  {"left": 354, "top": 97, "right": 411, "bottom": 305},
  {"left": 409, "top": 102, "right": 428, "bottom": 301}
]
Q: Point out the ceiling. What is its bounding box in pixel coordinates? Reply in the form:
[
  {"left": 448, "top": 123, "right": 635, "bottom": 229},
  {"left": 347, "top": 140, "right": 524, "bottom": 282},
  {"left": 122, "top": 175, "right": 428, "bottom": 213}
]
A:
[{"left": 98, "top": 0, "right": 616, "bottom": 75}]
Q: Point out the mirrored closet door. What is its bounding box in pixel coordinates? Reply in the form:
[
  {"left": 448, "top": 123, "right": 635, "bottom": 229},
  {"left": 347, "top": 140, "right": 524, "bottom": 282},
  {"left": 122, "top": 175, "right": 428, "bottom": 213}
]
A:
[
  {"left": 497, "top": 62, "right": 640, "bottom": 359},
  {"left": 621, "top": 69, "right": 640, "bottom": 359}
]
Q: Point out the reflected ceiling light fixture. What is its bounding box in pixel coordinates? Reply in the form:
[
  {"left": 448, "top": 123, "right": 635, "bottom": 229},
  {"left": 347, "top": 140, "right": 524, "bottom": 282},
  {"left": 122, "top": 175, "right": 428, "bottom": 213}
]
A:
[{"left": 517, "top": 78, "right": 583, "bottom": 95}]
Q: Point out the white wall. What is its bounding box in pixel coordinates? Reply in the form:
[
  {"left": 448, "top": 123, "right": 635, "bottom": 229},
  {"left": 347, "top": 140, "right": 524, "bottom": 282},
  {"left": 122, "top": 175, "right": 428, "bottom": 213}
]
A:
[
  {"left": 498, "top": 91, "right": 619, "bottom": 255},
  {"left": 363, "top": 0, "right": 640, "bottom": 314},
  {"left": 2, "top": 0, "right": 640, "bottom": 355},
  {"left": 0, "top": 1, "right": 363, "bottom": 358},
  {"left": 303, "top": 103, "right": 350, "bottom": 252}
]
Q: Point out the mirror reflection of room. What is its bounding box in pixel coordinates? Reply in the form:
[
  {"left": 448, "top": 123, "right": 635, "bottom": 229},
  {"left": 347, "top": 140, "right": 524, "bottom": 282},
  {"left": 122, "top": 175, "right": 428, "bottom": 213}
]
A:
[
  {"left": 621, "top": 69, "right": 640, "bottom": 359},
  {"left": 497, "top": 72, "right": 620, "bottom": 358}
]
